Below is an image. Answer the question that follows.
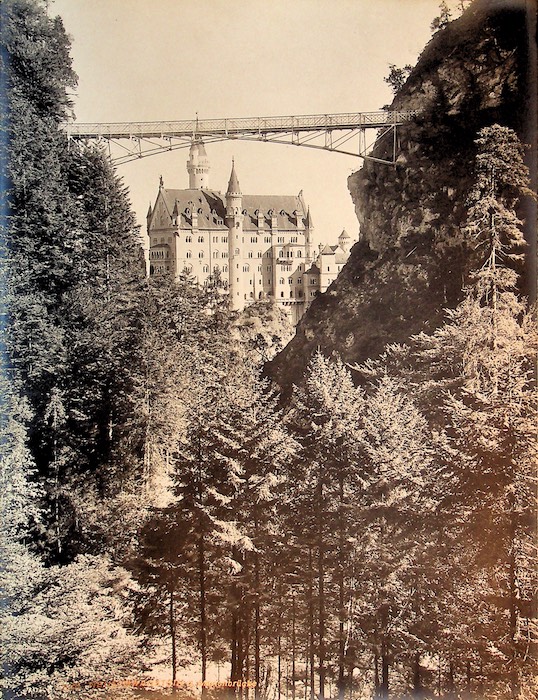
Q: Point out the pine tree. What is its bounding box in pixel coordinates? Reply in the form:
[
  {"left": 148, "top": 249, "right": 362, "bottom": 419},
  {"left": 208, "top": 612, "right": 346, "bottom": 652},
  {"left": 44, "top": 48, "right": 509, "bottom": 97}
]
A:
[{"left": 289, "top": 352, "right": 364, "bottom": 700}]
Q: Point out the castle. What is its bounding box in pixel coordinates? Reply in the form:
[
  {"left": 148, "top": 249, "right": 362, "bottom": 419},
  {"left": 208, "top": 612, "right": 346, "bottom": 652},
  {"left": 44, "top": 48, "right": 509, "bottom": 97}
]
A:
[{"left": 146, "top": 141, "right": 352, "bottom": 324}]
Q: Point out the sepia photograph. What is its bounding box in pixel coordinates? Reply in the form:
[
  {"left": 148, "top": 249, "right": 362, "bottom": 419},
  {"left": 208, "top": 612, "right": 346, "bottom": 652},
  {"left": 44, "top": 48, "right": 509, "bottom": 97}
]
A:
[{"left": 1, "top": 0, "right": 536, "bottom": 698}]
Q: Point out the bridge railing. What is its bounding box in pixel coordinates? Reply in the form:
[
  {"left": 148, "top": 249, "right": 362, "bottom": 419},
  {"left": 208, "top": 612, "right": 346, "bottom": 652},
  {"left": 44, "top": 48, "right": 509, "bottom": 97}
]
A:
[{"left": 63, "top": 110, "right": 420, "bottom": 140}]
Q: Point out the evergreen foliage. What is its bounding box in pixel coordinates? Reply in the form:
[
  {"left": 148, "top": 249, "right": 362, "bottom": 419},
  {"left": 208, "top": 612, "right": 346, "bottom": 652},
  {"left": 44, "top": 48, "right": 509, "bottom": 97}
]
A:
[{"left": 1, "top": 0, "right": 535, "bottom": 696}]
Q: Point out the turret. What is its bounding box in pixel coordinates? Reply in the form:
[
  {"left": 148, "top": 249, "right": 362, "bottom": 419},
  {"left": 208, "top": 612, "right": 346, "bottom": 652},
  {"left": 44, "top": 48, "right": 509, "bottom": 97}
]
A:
[
  {"left": 226, "top": 159, "right": 244, "bottom": 311},
  {"left": 187, "top": 139, "right": 210, "bottom": 189},
  {"left": 305, "top": 207, "right": 314, "bottom": 263},
  {"left": 338, "top": 228, "right": 350, "bottom": 253}
]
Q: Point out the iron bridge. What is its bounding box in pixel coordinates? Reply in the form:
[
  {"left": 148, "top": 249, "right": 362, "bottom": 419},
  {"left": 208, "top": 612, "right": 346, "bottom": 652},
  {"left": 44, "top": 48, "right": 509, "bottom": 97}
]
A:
[{"left": 63, "top": 110, "right": 419, "bottom": 166}]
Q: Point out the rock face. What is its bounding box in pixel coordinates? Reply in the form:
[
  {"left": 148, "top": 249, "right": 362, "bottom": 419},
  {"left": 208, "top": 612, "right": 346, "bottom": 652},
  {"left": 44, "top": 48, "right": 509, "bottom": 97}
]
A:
[{"left": 267, "top": 0, "right": 536, "bottom": 395}]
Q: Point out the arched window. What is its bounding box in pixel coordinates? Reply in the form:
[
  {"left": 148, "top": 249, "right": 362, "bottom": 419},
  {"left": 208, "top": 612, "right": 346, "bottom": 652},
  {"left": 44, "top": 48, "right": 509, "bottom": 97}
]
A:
[
  {"left": 199, "top": 251, "right": 204, "bottom": 258},
  {"left": 297, "top": 250, "right": 302, "bottom": 258},
  {"left": 213, "top": 251, "right": 219, "bottom": 258},
  {"left": 198, "top": 236, "right": 204, "bottom": 243},
  {"left": 243, "top": 264, "right": 250, "bottom": 273},
  {"left": 186, "top": 235, "right": 192, "bottom": 243},
  {"left": 279, "top": 278, "right": 284, "bottom": 285},
  {"left": 186, "top": 251, "right": 192, "bottom": 259},
  {"left": 203, "top": 265, "right": 209, "bottom": 273}
]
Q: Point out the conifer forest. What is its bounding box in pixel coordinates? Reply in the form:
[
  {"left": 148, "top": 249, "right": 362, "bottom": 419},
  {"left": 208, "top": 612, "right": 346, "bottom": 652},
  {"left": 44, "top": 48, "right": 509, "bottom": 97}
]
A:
[{"left": 1, "top": 1, "right": 536, "bottom": 699}]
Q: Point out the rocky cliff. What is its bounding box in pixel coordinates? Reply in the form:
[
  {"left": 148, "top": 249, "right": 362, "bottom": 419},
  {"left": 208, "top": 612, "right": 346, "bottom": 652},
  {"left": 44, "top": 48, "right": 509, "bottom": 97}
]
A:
[{"left": 268, "top": 0, "right": 536, "bottom": 395}]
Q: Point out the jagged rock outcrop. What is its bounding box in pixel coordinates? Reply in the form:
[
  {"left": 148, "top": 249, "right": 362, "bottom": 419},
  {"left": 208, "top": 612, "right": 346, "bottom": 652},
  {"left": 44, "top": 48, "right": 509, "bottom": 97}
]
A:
[{"left": 268, "top": 0, "right": 536, "bottom": 395}]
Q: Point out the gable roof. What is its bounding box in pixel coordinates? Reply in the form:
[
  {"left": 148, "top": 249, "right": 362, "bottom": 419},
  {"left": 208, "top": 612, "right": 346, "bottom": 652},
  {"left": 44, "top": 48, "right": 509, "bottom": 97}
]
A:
[{"left": 151, "top": 189, "right": 308, "bottom": 232}]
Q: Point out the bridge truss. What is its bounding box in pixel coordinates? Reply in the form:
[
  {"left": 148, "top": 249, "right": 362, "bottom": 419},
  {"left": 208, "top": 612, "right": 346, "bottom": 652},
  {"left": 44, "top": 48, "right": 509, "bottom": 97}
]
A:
[{"left": 63, "top": 110, "right": 419, "bottom": 166}]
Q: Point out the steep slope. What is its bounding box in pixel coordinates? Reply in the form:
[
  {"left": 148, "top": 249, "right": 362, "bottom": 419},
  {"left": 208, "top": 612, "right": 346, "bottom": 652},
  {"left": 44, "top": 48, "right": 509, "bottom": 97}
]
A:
[{"left": 268, "top": 0, "right": 536, "bottom": 394}]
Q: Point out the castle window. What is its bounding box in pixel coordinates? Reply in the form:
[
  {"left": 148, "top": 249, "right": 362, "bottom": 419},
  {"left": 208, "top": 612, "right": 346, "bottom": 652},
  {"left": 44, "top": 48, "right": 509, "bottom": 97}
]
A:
[
  {"left": 288, "top": 279, "right": 293, "bottom": 284},
  {"left": 310, "top": 278, "right": 316, "bottom": 285},
  {"left": 310, "top": 291, "right": 315, "bottom": 297},
  {"left": 203, "top": 265, "right": 209, "bottom": 273},
  {"left": 258, "top": 251, "right": 262, "bottom": 257},
  {"left": 213, "top": 251, "right": 219, "bottom": 258},
  {"left": 186, "top": 236, "right": 192, "bottom": 243},
  {"left": 251, "top": 236, "right": 257, "bottom": 243},
  {"left": 267, "top": 266, "right": 272, "bottom": 272},
  {"left": 221, "top": 236, "right": 228, "bottom": 243},
  {"left": 199, "top": 251, "right": 204, "bottom": 258},
  {"left": 243, "top": 265, "right": 250, "bottom": 272},
  {"left": 223, "top": 265, "right": 228, "bottom": 272},
  {"left": 213, "top": 236, "right": 218, "bottom": 243},
  {"left": 222, "top": 252, "right": 228, "bottom": 258},
  {"left": 298, "top": 277, "right": 302, "bottom": 284},
  {"left": 236, "top": 222, "right": 240, "bottom": 228},
  {"left": 235, "top": 248, "right": 240, "bottom": 255},
  {"left": 327, "top": 266, "right": 330, "bottom": 271},
  {"left": 279, "top": 278, "right": 284, "bottom": 285},
  {"left": 291, "top": 236, "right": 297, "bottom": 243},
  {"left": 297, "top": 251, "right": 302, "bottom": 258},
  {"left": 290, "top": 291, "right": 293, "bottom": 298},
  {"left": 281, "top": 291, "right": 284, "bottom": 298},
  {"left": 186, "top": 251, "right": 192, "bottom": 259},
  {"left": 258, "top": 266, "right": 261, "bottom": 272},
  {"left": 249, "top": 279, "right": 252, "bottom": 285},
  {"left": 298, "top": 290, "right": 303, "bottom": 298},
  {"left": 278, "top": 237, "right": 284, "bottom": 243},
  {"left": 198, "top": 236, "right": 204, "bottom": 243},
  {"left": 264, "top": 236, "right": 271, "bottom": 243}
]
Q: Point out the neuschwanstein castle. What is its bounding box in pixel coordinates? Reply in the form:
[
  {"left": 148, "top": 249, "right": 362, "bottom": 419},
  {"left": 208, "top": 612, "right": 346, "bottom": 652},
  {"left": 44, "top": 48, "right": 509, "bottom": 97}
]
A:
[{"left": 147, "top": 141, "right": 353, "bottom": 324}]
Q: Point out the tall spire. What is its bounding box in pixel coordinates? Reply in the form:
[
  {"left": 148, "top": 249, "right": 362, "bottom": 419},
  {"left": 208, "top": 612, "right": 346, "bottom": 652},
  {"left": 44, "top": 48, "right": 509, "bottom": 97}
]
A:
[
  {"left": 226, "top": 158, "right": 241, "bottom": 196},
  {"left": 187, "top": 138, "right": 210, "bottom": 189}
]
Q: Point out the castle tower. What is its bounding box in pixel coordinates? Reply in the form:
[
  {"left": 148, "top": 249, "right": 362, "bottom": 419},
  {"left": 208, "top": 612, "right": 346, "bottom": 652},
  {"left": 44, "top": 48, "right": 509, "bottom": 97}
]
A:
[
  {"left": 338, "top": 228, "right": 350, "bottom": 253},
  {"left": 187, "top": 139, "right": 210, "bottom": 189},
  {"left": 226, "top": 159, "right": 244, "bottom": 311},
  {"left": 305, "top": 207, "right": 314, "bottom": 263}
]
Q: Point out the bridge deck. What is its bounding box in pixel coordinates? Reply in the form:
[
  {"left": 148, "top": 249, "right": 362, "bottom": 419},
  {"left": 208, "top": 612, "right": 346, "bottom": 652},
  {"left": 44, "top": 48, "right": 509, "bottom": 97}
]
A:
[{"left": 64, "top": 110, "right": 419, "bottom": 140}]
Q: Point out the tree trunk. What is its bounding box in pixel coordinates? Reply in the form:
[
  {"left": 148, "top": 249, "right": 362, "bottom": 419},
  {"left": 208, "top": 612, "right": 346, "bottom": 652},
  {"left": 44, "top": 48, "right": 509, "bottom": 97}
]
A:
[
  {"left": 374, "top": 651, "right": 380, "bottom": 698},
  {"left": 466, "top": 659, "right": 471, "bottom": 697},
  {"left": 170, "top": 588, "right": 177, "bottom": 693},
  {"left": 308, "top": 546, "right": 315, "bottom": 700},
  {"left": 338, "top": 472, "right": 346, "bottom": 700},
  {"left": 412, "top": 652, "right": 421, "bottom": 698},
  {"left": 198, "top": 531, "right": 208, "bottom": 697},
  {"left": 292, "top": 593, "right": 296, "bottom": 700},
  {"left": 380, "top": 640, "right": 389, "bottom": 700},
  {"left": 317, "top": 465, "right": 326, "bottom": 700},
  {"left": 254, "top": 523, "right": 261, "bottom": 700}
]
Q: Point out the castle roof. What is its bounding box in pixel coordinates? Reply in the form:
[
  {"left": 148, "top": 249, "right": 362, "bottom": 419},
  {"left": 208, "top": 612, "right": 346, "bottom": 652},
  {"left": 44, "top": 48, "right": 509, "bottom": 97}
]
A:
[
  {"left": 339, "top": 229, "right": 350, "bottom": 239},
  {"left": 227, "top": 161, "right": 241, "bottom": 195},
  {"left": 320, "top": 244, "right": 335, "bottom": 255},
  {"left": 156, "top": 189, "right": 307, "bottom": 232}
]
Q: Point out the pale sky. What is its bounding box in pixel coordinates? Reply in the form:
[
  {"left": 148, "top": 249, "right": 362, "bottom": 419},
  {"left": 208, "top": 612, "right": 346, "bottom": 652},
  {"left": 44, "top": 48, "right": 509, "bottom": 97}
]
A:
[{"left": 50, "top": 0, "right": 453, "bottom": 248}]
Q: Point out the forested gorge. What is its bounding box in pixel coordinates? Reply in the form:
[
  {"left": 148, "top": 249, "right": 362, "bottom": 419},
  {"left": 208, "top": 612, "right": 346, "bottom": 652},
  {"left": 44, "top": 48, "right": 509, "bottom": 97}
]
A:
[{"left": 1, "top": 1, "right": 536, "bottom": 699}]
